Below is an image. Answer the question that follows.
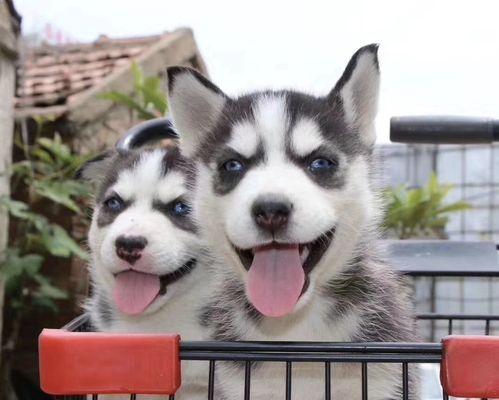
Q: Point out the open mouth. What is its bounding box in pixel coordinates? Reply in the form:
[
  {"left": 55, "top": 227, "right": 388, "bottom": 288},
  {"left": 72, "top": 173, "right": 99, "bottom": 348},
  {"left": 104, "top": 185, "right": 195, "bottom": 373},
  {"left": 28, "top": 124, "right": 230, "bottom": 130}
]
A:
[
  {"left": 232, "top": 228, "right": 335, "bottom": 318},
  {"left": 113, "top": 258, "right": 196, "bottom": 315},
  {"left": 234, "top": 229, "right": 335, "bottom": 274},
  {"left": 158, "top": 259, "right": 197, "bottom": 295}
]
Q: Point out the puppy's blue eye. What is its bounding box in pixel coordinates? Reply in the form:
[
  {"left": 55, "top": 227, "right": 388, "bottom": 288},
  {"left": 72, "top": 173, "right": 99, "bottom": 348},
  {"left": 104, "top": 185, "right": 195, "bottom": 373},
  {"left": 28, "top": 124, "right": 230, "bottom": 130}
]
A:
[
  {"left": 104, "top": 196, "right": 124, "bottom": 212},
  {"left": 223, "top": 159, "right": 244, "bottom": 173},
  {"left": 309, "top": 158, "right": 335, "bottom": 173},
  {"left": 172, "top": 201, "right": 190, "bottom": 216}
]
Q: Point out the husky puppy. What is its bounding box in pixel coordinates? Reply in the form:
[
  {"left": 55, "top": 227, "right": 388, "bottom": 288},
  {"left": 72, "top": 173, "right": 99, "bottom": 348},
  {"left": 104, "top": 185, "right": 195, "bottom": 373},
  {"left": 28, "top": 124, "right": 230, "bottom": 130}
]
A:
[
  {"left": 166, "top": 45, "right": 419, "bottom": 399},
  {"left": 79, "top": 147, "right": 209, "bottom": 398}
]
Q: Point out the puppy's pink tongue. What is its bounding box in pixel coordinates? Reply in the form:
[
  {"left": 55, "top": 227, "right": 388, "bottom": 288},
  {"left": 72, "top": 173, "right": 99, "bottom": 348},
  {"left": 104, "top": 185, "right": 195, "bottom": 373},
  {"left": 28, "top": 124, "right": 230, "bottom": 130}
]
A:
[
  {"left": 247, "top": 244, "right": 305, "bottom": 317},
  {"left": 113, "top": 271, "right": 160, "bottom": 315}
]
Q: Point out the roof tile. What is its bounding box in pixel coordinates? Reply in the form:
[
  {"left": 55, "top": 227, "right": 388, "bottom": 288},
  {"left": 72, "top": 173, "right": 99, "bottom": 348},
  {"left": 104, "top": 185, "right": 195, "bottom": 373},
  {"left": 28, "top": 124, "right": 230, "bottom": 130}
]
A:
[{"left": 16, "top": 33, "right": 170, "bottom": 109}]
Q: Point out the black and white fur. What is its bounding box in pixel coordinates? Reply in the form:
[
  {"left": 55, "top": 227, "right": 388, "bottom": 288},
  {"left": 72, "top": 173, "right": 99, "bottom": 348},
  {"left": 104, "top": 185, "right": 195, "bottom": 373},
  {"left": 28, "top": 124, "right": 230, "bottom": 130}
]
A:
[
  {"left": 167, "top": 45, "right": 420, "bottom": 399},
  {"left": 79, "top": 147, "right": 210, "bottom": 398}
]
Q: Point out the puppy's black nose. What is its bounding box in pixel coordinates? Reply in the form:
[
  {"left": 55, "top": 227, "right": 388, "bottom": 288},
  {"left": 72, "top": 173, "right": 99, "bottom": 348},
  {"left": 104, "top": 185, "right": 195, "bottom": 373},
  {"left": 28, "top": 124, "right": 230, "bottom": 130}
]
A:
[
  {"left": 252, "top": 197, "right": 292, "bottom": 233},
  {"left": 115, "top": 235, "right": 147, "bottom": 264}
]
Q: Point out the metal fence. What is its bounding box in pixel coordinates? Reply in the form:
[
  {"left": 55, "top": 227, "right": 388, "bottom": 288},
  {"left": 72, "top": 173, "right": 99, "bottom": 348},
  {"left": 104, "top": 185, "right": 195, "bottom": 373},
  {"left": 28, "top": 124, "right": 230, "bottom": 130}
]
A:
[
  {"left": 377, "top": 143, "right": 499, "bottom": 242},
  {"left": 378, "top": 143, "right": 499, "bottom": 337}
]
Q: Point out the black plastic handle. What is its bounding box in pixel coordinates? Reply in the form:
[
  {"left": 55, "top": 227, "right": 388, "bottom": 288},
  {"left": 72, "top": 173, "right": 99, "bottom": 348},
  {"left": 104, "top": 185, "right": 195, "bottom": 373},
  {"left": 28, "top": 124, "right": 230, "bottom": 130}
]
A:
[
  {"left": 115, "top": 118, "right": 177, "bottom": 150},
  {"left": 390, "top": 116, "right": 499, "bottom": 144}
]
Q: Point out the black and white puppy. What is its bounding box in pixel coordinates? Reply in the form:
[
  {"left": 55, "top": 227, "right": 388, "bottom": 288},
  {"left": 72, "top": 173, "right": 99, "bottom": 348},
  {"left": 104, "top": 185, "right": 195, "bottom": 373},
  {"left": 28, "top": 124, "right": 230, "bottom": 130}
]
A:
[
  {"left": 167, "top": 46, "right": 420, "bottom": 399},
  {"left": 79, "top": 147, "right": 209, "bottom": 398}
]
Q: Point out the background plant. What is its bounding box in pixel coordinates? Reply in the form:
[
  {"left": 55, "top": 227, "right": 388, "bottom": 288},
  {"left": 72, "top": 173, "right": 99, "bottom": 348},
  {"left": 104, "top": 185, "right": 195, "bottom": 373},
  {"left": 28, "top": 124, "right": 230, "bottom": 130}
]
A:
[
  {"left": 0, "top": 118, "right": 92, "bottom": 396},
  {"left": 100, "top": 62, "right": 168, "bottom": 120},
  {"left": 383, "top": 173, "right": 471, "bottom": 239}
]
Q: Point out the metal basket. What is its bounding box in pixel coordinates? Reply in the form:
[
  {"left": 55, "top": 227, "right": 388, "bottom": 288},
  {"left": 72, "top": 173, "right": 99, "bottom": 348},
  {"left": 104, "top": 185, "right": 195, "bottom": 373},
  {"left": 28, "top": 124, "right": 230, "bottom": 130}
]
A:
[{"left": 38, "top": 312, "right": 499, "bottom": 400}]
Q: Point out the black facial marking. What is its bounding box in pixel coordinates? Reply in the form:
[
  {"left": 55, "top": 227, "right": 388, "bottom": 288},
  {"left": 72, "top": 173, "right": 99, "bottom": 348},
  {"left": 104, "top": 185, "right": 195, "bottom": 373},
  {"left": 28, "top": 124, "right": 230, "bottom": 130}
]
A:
[
  {"left": 91, "top": 148, "right": 197, "bottom": 231},
  {"left": 96, "top": 195, "right": 131, "bottom": 227},
  {"left": 94, "top": 148, "right": 195, "bottom": 203},
  {"left": 160, "top": 146, "right": 198, "bottom": 193},
  {"left": 161, "top": 146, "right": 189, "bottom": 176},
  {"left": 191, "top": 89, "right": 373, "bottom": 196},
  {"left": 287, "top": 143, "right": 346, "bottom": 189},
  {"left": 95, "top": 151, "right": 142, "bottom": 203},
  {"left": 194, "top": 89, "right": 371, "bottom": 169},
  {"left": 159, "top": 258, "right": 197, "bottom": 294},
  {"left": 152, "top": 198, "right": 197, "bottom": 233},
  {"left": 284, "top": 91, "right": 371, "bottom": 157},
  {"left": 196, "top": 94, "right": 257, "bottom": 164},
  {"left": 211, "top": 142, "right": 265, "bottom": 195},
  {"left": 156, "top": 149, "right": 197, "bottom": 232}
]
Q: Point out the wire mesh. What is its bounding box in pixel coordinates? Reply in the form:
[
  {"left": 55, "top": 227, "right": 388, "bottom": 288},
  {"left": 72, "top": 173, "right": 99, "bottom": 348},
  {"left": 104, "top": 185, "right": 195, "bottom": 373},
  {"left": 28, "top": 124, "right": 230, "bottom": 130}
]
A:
[{"left": 377, "top": 143, "right": 499, "bottom": 242}]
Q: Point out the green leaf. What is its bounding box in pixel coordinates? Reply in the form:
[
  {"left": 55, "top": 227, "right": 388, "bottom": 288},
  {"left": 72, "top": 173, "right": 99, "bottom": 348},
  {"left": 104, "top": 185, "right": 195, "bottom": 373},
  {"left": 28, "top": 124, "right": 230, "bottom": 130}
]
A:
[
  {"left": 38, "top": 226, "right": 70, "bottom": 258},
  {"left": 11, "top": 160, "right": 32, "bottom": 177},
  {"left": 31, "top": 148, "right": 54, "bottom": 165},
  {"left": 428, "top": 216, "right": 449, "bottom": 229},
  {"left": 131, "top": 62, "right": 144, "bottom": 92},
  {"left": 383, "top": 174, "right": 472, "bottom": 239},
  {"left": 33, "top": 114, "right": 56, "bottom": 125},
  {"left": 40, "top": 224, "right": 89, "bottom": 260},
  {"left": 4, "top": 203, "right": 87, "bottom": 259},
  {"left": 436, "top": 201, "right": 471, "bottom": 214},
  {"left": 1, "top": 249, "right": 44, "bottom": 279},
  {"left": 38, "top": 134, "right": 72, "bottom": 163},
  {"left": 4, "top": 126, "right": 94, "bottom": 317},
  {"left": 99, "top": 92, "right": 156, "bottom": 120},
  {"left": 33, "top": 180, "right": 87, "bottom": 212},
  {"left": 63, "top": 179, "right": 92, "bottom": 197},
  {"left": 0, "top": 197, "right": 49, "bottom": 230},
  {"left": 100, "top": 64, "right": 167, "bottom": 119},
  {"left": 0, "top": 197, "right": 28, "bottom": 215},
  {"left": 31, "top": 296, "right": 58, "bottom": 313},
  {"left": 142, "top": 76, "right": 168, "bottom": 115},
  {"left": 1, "top": 250, "right": 44, "bottom": 298},
  {"left": 31, "top": 274, "right": 67, "bottom": 312},
  {"left": 37, "top": 284, "right": 68, "bottom": 300},
  {"left": 33, "top": 274, "right": 68, "bottom": 299}
]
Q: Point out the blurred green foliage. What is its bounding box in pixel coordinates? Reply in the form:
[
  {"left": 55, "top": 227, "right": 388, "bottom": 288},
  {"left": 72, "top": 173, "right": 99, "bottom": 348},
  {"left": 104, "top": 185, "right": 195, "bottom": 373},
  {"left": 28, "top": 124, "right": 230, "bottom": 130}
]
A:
[
  {"left": 1, "top": 122, "right": 91, "bottom": 320},
  {"left": 383, "top": 173, "right": 471, "bottom": 239},
  {"left": 100, "top": 62, "right": 168, "bottom": 120}
]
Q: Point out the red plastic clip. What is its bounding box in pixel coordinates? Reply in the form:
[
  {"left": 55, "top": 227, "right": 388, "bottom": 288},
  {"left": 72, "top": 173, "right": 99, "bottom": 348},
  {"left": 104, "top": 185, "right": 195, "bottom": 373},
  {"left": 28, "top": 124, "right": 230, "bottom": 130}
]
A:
[
  {"left": 39, "top": 329, "right": 181, "bottom": 395},
  {"left": 441, "top": 335, "right": 499, "bottom": 398}
]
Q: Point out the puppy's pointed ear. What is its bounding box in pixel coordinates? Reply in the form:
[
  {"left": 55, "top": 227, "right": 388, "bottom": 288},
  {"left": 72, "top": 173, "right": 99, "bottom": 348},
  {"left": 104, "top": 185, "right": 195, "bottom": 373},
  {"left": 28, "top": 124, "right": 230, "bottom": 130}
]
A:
[
  {"left": 167, "top": 67, "right": 227, "bottom": 157},
  {"left": 75, "top": 150, "right": 115, "bottom": 184},
  {"left": 329, "top": 44, "right": 380, "bottom": 146}
]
